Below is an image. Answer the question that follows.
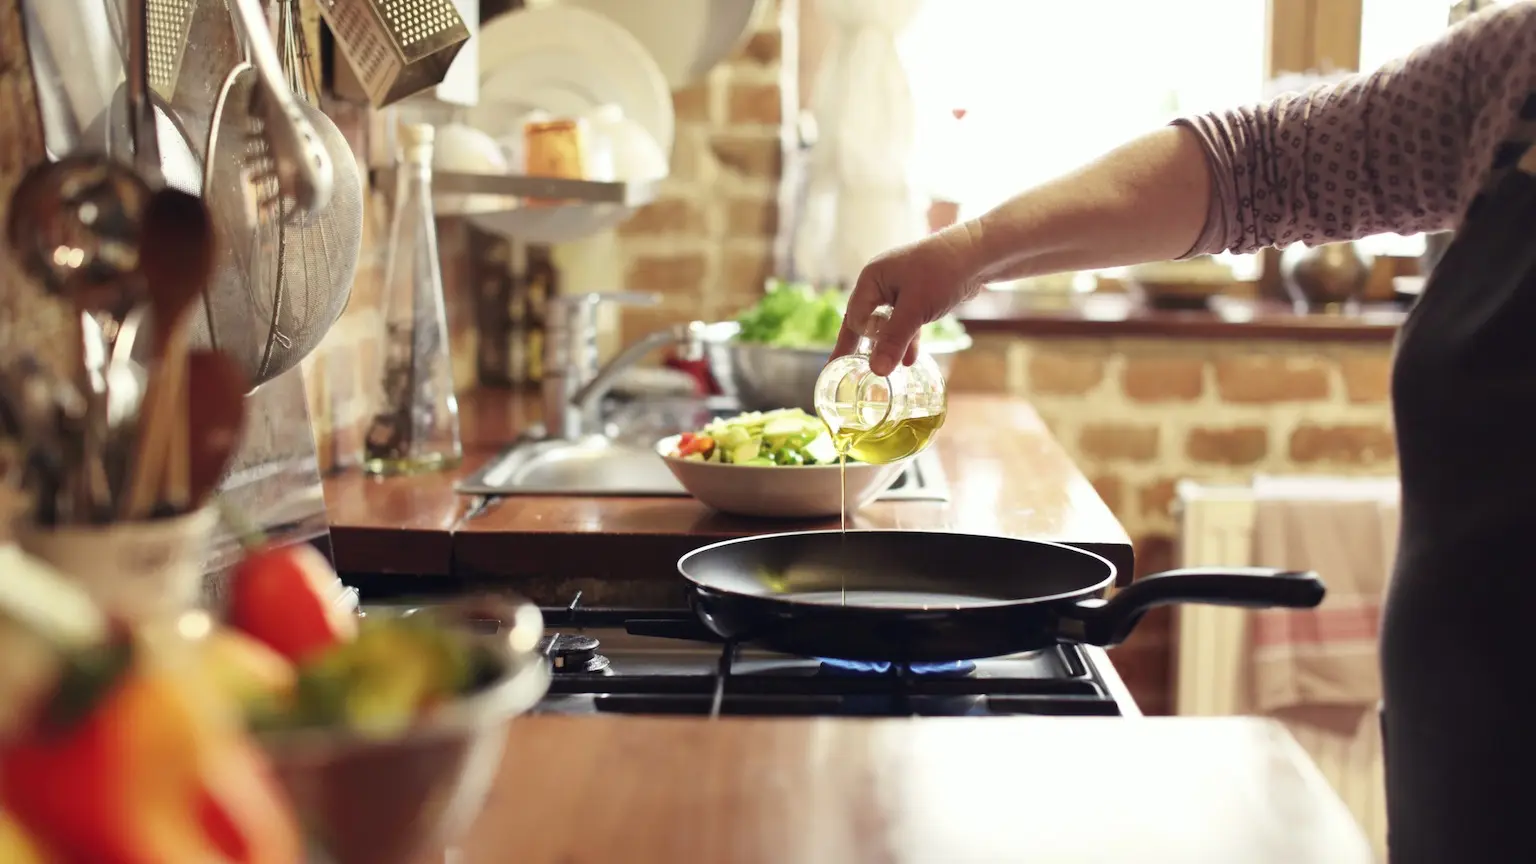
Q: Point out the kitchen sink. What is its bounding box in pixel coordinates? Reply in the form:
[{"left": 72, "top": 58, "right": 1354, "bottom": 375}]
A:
[
  {"left": 455, "top": 397, "right": 951, "bottom": 500},
  {"left": 458, "top": 436, "right": 686, "bottom": 496}
]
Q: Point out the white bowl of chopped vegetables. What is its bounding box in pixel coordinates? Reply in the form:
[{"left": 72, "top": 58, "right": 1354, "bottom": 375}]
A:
[
  {"left": 704, "top": 281, "right": 971, "bottom": 412},
  {"left": 656, "top": 408, "right": 910, "bottom": 518}
]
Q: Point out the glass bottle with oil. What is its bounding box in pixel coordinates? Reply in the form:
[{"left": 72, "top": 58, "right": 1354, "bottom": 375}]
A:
[
  {"left": 363, "top": 123, "right": 463, "bottom": 476},
  {"left": 813, "top": 305, "right": 948, "bottom": 530}
]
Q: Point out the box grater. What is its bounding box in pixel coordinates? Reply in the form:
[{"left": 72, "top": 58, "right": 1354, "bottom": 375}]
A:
[
  {"left": 145, "top": 0, "right": 195, "bottom": 100},
  {"left": 314, "top": 0, "right": 470, "bottom": 107}
]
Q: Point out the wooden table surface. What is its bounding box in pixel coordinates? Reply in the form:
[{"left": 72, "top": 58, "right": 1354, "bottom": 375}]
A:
[
  {"left": 325, "top": 390, "right": 1132, "bottom": 588},
  {"left": 442, "top": 716, "right": 1374, "bottom": 864}
]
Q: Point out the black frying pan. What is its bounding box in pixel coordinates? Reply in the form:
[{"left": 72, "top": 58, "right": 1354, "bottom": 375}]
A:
[{"left": 677, "top": 530, "right": 1324, "bottom": 663}]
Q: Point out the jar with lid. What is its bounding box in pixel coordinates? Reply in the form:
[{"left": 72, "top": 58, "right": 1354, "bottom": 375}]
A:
[
  {"left": 362, "top": 123, "right": 463, "bottom": 475},
  {"left": 812, "top": 306, "right": 948, "bottom": 464}
]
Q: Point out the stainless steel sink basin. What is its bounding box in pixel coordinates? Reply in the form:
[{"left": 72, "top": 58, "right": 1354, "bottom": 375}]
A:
[{"left": 457, "top": 436, "right": 685, "bottom": 496}]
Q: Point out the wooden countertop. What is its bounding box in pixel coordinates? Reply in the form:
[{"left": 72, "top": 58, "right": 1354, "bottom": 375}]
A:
[
  {"left": 442, "top": 716, "right": 1374, "bottom": 864},
  {"left": 958, "top": 290, "right": 1404, "bottom": 343},
  {"left": 324, "top": 391, "right": 1132, "bottom": 591}
]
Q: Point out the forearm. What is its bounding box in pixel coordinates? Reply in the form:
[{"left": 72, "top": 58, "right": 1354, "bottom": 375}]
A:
[{"left": 964, "top": 125, "right": 1212, "bottom": 283}]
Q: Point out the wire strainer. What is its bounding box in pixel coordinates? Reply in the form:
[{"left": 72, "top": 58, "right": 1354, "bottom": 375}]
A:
[{"left": 191, "top": 0, "right": 363, "bottom": 390}]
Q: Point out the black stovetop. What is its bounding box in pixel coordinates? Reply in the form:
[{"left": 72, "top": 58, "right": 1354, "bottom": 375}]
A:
[{"left": 522, "top": 606, "right": 1130, "bottom": 719}]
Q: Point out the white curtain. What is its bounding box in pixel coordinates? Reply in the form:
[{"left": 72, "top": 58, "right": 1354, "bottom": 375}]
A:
[{"left": 792, "top": 0, "right": 927, "bottom": 288}]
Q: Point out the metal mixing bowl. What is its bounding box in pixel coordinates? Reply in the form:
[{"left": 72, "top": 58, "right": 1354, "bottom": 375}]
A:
[
  {"left": 256, "top": 596, "right": 550, "bottom": 864},
  {"left": 701, "top": 322, "right": 972, "bottom": 412}
]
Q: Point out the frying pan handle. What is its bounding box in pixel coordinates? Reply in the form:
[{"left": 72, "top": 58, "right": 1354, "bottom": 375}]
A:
[{"left": 1060, "top": 566, "right": 1326, "bottom": 648}]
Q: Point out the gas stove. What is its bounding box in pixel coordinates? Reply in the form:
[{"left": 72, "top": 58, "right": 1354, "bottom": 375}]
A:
[{"left": 525, "top": 605, "right": 1141, "bottom": 718}]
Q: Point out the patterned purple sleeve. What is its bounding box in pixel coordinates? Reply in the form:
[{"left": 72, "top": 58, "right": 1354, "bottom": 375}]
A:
[{"left": 1174, "top": 2, "right": 1536, "bottom": 258}]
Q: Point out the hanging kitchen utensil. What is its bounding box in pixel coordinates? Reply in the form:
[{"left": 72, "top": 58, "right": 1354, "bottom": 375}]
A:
[
  {"left": 260, "top": 0, "right": 361, "bottom": 384},
  {"left": 194, "top": 61, "right": 275, "bottom": 383},
  {"left": 145, "top": 0, "right": 195, "bottom": 100},
  {"left": 99, "top": 0, "right": 196, "bottom": 102},
  {"left": 676, "top": 530, "right": 1324, "bottom": 663},
  {"left": 190, "top": 0, "right": 362, "bottom": 391},
  {"left": 79, "top": 83, "right": 205, "bottom": 196},
  {"left": 86, "top": 0, "right": 204, "bottom": 196},
  {"left": 99, "top": 0, "right": 206, "bottom": 111},
  {"left": 123, "top": 188, "right": 216, "bottom": 519},
  {"left": 315, "top": 0, "right": 470, "bottom": 107},
  {"left": 226, "top": 0, "right": 334, "bottom": 221},
  {"left": 125, "top": 0, "right": 164, "bottom": 188}
]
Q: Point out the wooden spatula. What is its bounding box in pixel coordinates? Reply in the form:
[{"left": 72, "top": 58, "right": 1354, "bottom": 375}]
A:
[
  {"left": 121, "top": 189, "right": 214, "bottom": 520},
  {"left": 185, "top": 350, "right": 248, "bottom": 509}
]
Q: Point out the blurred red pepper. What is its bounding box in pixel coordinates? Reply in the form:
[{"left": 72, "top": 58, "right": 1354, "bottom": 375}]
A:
[
  {"left": 0, "top": 641, "right": 304, "bottom": 864},
  {"left": 227, "top": 543, "right": 358, "bottom": 665}
]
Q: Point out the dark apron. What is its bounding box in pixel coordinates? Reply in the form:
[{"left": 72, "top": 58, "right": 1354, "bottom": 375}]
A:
[{"left": 1382, "top": 145, "right": 1536, "bottom": 861}]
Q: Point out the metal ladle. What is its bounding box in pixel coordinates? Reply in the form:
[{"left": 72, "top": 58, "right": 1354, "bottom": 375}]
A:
[{"left": 5, "top": 153, "right": 152, "bottom": 313}]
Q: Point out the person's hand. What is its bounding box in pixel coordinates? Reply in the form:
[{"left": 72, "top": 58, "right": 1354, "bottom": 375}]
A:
[{"left": 831, "top": 222, "right": 987, "bottom": 377}]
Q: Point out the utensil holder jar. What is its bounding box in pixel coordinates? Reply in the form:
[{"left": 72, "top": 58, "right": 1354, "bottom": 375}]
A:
[{"left": 13, "top": 507, "right": 217, "bottom": 625}]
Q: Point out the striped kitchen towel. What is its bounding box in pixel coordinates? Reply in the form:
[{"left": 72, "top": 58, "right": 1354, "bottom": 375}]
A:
[{"left": 1247, "top": 475, "right": 1400, "bottom": 714}]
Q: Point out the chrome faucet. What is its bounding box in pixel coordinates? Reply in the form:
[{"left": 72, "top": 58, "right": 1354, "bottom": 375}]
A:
[{"left": 541, "top": 292, "right": 707, "bottom": 440}]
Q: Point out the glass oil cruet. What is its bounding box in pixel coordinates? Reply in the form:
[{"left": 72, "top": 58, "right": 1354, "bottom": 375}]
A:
[
  {"left": 813, "top": 305, "right": 948, "bottom": 464},
  {"left": 362, "top": 122, "right": 463, "bottom": 475}
]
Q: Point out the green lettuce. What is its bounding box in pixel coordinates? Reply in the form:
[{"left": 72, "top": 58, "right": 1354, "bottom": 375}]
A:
[{"left": 732, "top": 279, "right": 968, "bottom": 349}]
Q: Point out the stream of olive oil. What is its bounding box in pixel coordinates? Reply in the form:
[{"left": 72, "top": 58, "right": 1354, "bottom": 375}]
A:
[
  {"left": 826, "top": 411, "right": 948, "bottom": 606},
  {"left": 834, "top": 441, "right": 850, "bottom": 606}
]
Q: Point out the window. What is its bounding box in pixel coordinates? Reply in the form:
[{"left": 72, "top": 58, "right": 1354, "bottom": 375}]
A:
[
  {"left": 895, "top": 1, "right": 1494, "bottom": 276},
  {"left": 897, "top": 0, "right": 1268, "bottom": 281},
  {"left": 1359, "top": 0, "right": 1458, "bottom": 73}
]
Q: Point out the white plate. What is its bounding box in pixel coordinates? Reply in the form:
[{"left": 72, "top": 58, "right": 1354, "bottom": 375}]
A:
[
  {"left": 473, "top": 6, "right": 673, "bottom": 154},
  {"left": 655, "top": 435, "right": 909, "bottom": 519},
  {"left": 557, "top": 0, "right": 763, "bottom": 89}
]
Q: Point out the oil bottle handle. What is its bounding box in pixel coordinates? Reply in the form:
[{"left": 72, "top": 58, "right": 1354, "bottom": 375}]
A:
[{"left": 855, "top": 305, "right": 894, "bottom": 357}]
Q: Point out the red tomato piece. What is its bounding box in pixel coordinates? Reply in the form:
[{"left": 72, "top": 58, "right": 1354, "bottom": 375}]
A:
[{"left": 226, "top": 544, "right": 357, "bottom": 665}]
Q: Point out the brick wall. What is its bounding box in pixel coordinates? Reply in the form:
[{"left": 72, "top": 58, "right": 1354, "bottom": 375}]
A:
[
  {"left": 613, "top": 6, "right": 789, "bottom": 347},
  {"left": 948, "top": 331, "right": 1398, "bottom": 714}
]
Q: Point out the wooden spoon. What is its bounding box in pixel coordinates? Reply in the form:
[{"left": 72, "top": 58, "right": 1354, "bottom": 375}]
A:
[
  {"left": 184, "top": 350, "right": 248, "bottom": 508},
  {"left": 121, "top": 189, "right": 215, "bottom": 520}
]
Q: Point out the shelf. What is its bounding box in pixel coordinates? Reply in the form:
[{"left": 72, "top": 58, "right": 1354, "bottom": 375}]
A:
[{"left": 373, "top": 169, "right": 661, "bottom": 208}]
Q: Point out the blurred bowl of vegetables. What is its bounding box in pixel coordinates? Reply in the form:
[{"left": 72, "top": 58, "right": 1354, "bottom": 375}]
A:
[
  {"left": 657, "top": 408, "right": 909, "bottom": 518},
  {"left": 705, "top": 280, "right": 972, "bottom": 412},
  {"left": 235, "top": 594, "right": 550, "bottom": 864}
]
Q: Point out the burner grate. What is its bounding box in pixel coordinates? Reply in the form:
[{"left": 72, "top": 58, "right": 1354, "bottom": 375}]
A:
[{"left": 528, "top": 600, "right": 1123, "bottom": 718}]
